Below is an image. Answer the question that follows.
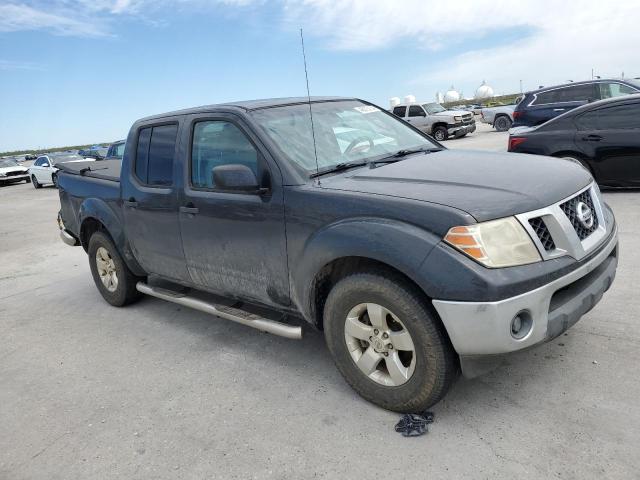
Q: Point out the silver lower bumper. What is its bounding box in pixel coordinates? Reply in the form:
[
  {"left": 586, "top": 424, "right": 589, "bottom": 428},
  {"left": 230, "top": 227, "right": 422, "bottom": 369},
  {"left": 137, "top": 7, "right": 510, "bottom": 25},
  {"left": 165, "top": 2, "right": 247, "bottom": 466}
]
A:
[{"left": 432, "top": 225, "right": 618, "bottom": 357}]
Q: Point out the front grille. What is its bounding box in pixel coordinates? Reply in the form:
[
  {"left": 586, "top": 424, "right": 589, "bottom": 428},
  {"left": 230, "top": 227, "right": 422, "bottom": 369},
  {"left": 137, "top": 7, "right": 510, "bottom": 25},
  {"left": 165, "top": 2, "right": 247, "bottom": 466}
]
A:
[
  {"left": 529, "top": 217, "right": 556, "bottom": 251},
  {"left": 5, "top": 171, "right": 25, "bottom": 177},
  {"left": 560, "top": 190, "right": 599, "bottom": 240}
]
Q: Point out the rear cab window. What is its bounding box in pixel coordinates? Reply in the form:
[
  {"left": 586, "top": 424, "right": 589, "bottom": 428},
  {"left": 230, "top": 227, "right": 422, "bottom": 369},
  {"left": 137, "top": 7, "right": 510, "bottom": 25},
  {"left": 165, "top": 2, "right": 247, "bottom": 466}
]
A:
[
  {"left": 134, "top": 124, "right": 178, "bottom": 186},
  {"left": 392, "top": 106, "right": 407, "bottom": 117}
]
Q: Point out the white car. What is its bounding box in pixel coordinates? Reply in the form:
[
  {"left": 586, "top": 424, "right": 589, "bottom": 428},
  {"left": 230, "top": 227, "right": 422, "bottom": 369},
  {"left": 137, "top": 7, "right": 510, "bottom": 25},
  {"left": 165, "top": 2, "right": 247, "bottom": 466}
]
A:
[
  {"left": 28, "top": 153, "right": 92, "bottom": 189},
  {"left": 0, "top": 158, "right": 31, "bottom": 185}
]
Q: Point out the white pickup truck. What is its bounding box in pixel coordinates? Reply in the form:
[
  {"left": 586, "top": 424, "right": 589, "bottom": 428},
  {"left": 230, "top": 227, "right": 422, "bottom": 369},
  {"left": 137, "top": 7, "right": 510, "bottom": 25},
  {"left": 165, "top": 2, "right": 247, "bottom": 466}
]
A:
[{"left": 391, "top": 102, "right": 476, "bottom": 141}]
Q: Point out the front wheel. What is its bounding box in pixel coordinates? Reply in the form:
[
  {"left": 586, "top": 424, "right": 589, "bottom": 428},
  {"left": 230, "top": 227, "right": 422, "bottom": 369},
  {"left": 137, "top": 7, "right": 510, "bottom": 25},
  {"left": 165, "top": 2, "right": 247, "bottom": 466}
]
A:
[
  {"left": 432, "top": 126, "right": 448, "bottom": 142},
  {"left": 88, "top": 231, "right": 143, "bottom": 307},
  {"left": 31, "top": 175, "right": 41, "bottom": 189},
  {"left": 323, "top": 272, "right": 458, "bottom": 412}
]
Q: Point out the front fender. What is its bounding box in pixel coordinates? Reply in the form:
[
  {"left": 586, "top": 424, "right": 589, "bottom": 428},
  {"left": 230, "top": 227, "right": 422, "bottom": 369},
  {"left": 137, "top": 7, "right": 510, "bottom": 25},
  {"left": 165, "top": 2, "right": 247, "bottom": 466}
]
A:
[{"left": 290, "top": 217, "right": 442, "bottom": 322}]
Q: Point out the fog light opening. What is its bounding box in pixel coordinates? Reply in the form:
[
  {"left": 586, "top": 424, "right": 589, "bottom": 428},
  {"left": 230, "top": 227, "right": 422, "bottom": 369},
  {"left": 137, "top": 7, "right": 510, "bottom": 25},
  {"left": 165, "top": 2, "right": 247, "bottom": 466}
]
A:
[{"left": 510, "top": 311, "right": 532, "bottom": 340}]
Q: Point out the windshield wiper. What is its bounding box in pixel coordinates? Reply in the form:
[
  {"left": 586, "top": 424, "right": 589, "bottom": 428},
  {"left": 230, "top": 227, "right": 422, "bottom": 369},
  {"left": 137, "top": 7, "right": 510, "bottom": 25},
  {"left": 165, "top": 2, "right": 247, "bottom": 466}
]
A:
[{"left": 309, "top": 160, "right": 368, "bottom": 178}]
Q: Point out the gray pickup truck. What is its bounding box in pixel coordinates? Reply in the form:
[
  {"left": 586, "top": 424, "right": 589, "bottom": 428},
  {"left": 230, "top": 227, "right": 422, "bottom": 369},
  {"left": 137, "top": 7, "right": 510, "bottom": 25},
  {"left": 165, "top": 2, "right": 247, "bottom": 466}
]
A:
[{"left": 56, "top": 97, "right": 618, "bottom": 412}]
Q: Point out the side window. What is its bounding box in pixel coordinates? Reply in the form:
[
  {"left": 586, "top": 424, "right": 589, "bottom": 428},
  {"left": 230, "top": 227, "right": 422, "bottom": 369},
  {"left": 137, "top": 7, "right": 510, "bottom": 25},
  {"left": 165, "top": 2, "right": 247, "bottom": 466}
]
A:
[
  {"left": 115, "top": 143, "right": 125, "bottom": 158},
  {"left": 33, "top": 158, "right": 44, "bottom": 166},
  {"left": 575, "top": 111, "right": 600, "bottom": 130},
  {"left": 576, "top": 103, "right": 640, "bottom": 130},
  {"left": 392, "top": 106, "right": 407, "bottom": 117},
  {"left": 535, "top": 85, "right": 595, "bottom": 104},
  {"left": 134, "top": 124, "right": 177, "bottom": 186},
  {"left": 408, "top": 105, "right": 425, "bottom": 117},
  {"left": 599, "top": 83, "right": 637, "bottom": 99},
  {"left": 191, "top": 121, "right": 259, "bottom": 189}
]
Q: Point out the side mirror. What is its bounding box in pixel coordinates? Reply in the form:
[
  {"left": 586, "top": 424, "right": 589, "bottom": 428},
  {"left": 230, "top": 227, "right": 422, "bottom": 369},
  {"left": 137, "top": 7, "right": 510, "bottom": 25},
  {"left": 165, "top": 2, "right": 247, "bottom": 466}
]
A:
[
  {"left": 212, "top": 164, "right": 262, "bottom": 193},
  {"left": 43, "top": 163, "right": 50, "bottom": 168}
]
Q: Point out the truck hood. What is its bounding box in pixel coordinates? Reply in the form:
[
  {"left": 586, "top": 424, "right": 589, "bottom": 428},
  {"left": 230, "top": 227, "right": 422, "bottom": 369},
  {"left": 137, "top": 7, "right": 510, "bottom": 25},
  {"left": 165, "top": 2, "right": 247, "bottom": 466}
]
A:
[
  {"left": 434, "top": 110, "right": 470, "bottom": 117},
  {"left": 0, "top": 165, "right": 28, "bottom": 174},
  {"left": 320, "top": 150, "right": 592, "bottom": 222}
]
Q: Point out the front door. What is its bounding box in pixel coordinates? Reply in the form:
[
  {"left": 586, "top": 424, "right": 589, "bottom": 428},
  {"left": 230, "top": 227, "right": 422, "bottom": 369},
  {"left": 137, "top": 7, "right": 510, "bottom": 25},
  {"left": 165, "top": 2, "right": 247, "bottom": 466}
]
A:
[
  {"left": 576, "top": 100, "right": 640, "bottom": 186},
  {"left": 178, "top": 114, "right": 289, "bottom": 307},
  {"left": 121, "top": 120, "right": 191, "bottom": 281}
]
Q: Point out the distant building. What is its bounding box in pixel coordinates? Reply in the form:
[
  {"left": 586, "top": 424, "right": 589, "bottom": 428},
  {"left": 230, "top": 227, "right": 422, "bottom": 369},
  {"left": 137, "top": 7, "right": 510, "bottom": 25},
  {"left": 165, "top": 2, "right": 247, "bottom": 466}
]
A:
[
  {"left": 475, "top": 80, "right": 494, "bottom": 100},
  {"left": 444, "top": 86, "right": 460, "bottom": 102},
  {"left": 435, "top": 91, "right": 444, "bottom": 103}
]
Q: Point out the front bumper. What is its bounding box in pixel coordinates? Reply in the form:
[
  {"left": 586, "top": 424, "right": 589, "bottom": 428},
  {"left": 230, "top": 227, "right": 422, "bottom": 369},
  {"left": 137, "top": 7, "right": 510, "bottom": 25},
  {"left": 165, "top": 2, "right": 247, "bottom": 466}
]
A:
[
  {"left": 0, "top": 173, "right": 29, "bottom": 182},
  {"left": 448, "top": 122, "right": 476, "bottom": 137},
  {"left": 432, "top": 224, "right": 618, "bottom": 365}
]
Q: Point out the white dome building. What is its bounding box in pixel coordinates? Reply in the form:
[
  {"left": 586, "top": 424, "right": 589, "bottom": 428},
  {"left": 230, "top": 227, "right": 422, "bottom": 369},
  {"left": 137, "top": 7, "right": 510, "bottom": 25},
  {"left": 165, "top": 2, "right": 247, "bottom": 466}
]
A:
[
  {"left": 443, "top": 86, "right": 460, "bottom": 103},
  {"left": 475, "top": 81, "right": 494, "bottom": 100}
]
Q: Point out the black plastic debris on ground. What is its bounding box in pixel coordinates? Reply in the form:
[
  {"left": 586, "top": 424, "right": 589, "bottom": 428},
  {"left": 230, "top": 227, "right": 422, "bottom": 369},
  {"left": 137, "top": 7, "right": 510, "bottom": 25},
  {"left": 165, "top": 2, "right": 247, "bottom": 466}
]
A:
[{"left": 394, "top": 411, "right": 435, "bottom": 437}]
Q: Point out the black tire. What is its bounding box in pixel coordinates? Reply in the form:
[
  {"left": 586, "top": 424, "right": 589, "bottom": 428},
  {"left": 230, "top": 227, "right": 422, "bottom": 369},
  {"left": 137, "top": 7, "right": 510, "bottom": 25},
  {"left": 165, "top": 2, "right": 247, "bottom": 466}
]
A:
[
  {"left": 88, "top": 231, "right": 143, "bottom": 307},
  {"left": 31, "top": 175, "right": 41, "bottom": 189},
  {"left": 494, "top": 115, "right": 512, "bottom": 132},
  {"left": 323, "top": 271, "right": 458, "bottom": 412},
  {"left": 25, "top": 177, "right": 31, "bottom": 183},
  {"left": 52, "top": 174, "right": 58, "bottom": 188},
  {"left": 432, "top": 126, "right": 448, "bottom": 141}
]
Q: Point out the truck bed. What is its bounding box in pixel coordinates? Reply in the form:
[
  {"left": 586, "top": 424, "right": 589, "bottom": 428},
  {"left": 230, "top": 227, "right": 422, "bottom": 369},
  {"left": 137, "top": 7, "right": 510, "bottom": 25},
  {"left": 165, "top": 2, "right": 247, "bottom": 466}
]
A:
[{"left": 56, "top": 159, "right": 121, "bottom": 182}]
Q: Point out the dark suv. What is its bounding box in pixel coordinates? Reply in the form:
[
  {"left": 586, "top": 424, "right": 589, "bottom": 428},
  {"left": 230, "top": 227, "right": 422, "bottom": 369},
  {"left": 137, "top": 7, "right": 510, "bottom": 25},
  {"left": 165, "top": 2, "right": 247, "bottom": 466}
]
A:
[{"left": 513, "top": 79, "right": 640, "bottom": 127}]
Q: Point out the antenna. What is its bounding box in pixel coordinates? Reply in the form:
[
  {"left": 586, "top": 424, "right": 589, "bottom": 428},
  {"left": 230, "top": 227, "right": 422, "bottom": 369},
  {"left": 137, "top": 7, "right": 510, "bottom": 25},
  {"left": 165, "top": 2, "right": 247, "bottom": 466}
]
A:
[{"left": 300, "top": 28, "right": 321, "bottom": 183}]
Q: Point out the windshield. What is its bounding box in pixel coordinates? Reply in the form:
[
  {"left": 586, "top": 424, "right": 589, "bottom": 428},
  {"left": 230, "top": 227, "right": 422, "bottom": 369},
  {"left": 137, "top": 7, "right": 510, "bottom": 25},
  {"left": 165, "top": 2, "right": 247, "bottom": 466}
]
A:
[
  {"left": 251, "top": 100, "right": 438, "bottom": 174},
  {"left": 422, "top": 103, "right": 446, "bottom": 114},
  {"left": 0, "top": 159, "right": 20, "bottom": 168}
]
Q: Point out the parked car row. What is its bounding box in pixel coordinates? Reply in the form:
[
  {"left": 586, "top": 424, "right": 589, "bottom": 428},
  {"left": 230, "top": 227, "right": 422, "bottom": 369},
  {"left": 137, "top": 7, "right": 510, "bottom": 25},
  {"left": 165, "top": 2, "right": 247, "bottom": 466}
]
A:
[{"left": 0, "top": 140, "right": 126, "bottom": 190}]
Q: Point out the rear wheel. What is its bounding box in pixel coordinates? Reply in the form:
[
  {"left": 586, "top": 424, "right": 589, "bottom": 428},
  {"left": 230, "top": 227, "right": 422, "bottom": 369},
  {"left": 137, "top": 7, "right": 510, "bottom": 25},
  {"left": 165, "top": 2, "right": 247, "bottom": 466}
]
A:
[
  {"left": 432, "top": 126, "right": 448, "bottom": 142},
  {"left": 31, "top": 175, "right": 41, "bottom": 189},
  {"left": 494, "top": 115, "right": 512, "bottom": 132},
  {"left": 52, "top": 173, "right": 58, "bottom": 188},
  {"left": 88, "top": 231, "right": 143, "bottom": 307},
  {"left": 323, "top": 272, "right": 458, "bottom": 412}
]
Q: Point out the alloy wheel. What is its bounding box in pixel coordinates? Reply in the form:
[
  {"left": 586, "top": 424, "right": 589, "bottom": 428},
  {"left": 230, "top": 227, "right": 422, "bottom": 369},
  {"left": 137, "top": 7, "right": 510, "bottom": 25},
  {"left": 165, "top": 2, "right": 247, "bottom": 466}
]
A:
[
  {"left": 343, "top": 303, "right": 416, "bottom": 387},
  {"left": 96, "top": 246, "right": 118, "bottom": 292}
]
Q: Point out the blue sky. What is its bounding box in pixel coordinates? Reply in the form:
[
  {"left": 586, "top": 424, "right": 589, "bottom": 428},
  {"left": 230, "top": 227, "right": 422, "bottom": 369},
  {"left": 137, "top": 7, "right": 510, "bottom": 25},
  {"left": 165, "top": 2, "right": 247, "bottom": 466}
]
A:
[{"left": 1, "top": 0, "right": 638, "bottom": 151}]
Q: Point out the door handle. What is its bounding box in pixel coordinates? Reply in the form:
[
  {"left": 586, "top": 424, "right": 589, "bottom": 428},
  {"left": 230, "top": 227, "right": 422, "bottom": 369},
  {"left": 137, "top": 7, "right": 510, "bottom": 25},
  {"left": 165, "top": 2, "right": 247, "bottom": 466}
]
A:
[
  {"left": 553, "top": 108, "right": 565, "bottom": 112},
  {"left": 582, "top": 134, "right": 602, "bottom": 142},
  {"left": 180, "top": 205, "right": 199, "bottom": 215},
  {"left": 124, "top": 197, "right": 138, "bottom": 208}
]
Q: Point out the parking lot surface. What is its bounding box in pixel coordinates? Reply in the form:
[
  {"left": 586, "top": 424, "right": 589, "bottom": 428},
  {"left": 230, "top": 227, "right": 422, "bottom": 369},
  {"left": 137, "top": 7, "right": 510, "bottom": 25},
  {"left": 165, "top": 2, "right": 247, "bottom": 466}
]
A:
[{"left": 1, "top": 128, "right": 639, "bottom": 479}]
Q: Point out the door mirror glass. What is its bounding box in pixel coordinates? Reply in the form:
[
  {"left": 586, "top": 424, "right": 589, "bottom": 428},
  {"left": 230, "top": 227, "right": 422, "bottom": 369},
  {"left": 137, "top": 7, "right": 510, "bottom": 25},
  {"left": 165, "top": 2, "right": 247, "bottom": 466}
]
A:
[
  {"left": 212, "top": 164, "right": 259, "bottom": 192},
  {"left": 43, "top": 163, "right": 50, "bottom": 167}
]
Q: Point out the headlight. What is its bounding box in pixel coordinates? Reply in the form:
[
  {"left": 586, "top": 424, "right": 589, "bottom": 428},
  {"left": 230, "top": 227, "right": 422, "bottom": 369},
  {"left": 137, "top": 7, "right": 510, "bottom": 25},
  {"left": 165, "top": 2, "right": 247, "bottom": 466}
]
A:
[
  {"left": 454, "top": 116, "right": 462, "bottom": 122},
  {"left": 444, "top": 217, "right": 541, "bottom": 268}
]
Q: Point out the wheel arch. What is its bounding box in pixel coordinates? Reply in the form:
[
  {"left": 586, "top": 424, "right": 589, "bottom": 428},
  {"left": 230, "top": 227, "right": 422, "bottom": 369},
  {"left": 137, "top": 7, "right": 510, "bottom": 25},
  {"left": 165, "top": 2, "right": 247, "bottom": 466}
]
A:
[
  {"left": 551, "top": 151, "right": 596, "bottom": 178},
  {"left": 290, "top": 218, "right": 443, "bottom": 330},
  {"left": 78, "top": 198, "right": 146, "bottom": 276}
]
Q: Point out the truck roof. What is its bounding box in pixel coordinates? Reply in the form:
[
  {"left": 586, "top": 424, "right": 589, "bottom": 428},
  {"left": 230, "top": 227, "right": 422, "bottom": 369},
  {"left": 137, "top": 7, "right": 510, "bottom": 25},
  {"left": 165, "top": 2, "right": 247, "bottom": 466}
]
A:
[{"left": 139, "top": 96, "right": 355, "bottom": 122}]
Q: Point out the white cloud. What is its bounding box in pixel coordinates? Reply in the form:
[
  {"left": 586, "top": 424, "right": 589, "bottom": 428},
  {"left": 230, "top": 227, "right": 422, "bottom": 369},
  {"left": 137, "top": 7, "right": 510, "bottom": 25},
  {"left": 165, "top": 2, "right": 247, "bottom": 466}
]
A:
[
  {"left": 0, "top": 3, "right": 110, "bottom": 36},
  {"left": 280, "top": 0, "right": 640, "bottom": 95}
]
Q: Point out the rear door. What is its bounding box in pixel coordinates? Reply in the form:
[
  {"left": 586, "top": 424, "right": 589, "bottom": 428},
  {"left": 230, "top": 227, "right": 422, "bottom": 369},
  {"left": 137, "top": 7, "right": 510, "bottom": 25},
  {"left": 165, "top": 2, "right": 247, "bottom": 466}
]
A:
[
  {"left": 178, "top": 113, "right": 289, "bottom": 307},
  {"left": 406, "top": 105, "right": 428, "bottom": 130},
  {"left": 121, "top": 119, "right": 191, "bottom": 281},
  {"left": 575, "top": 100, "right": 640, "bottom": 186}
]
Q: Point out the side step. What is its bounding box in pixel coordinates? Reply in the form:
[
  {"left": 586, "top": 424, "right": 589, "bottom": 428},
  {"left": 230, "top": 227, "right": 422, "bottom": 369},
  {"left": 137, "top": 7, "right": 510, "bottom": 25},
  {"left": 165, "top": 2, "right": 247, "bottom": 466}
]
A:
[{"left": 136, "top": 282, "right": 302, "bottom": 340}]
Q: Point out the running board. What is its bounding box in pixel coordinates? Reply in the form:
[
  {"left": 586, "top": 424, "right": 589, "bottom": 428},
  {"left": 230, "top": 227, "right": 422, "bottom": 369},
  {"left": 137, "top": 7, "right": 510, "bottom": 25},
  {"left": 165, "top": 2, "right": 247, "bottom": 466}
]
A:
[{"left": 136, "top": 282, "right": 302, "bottom": 339}]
